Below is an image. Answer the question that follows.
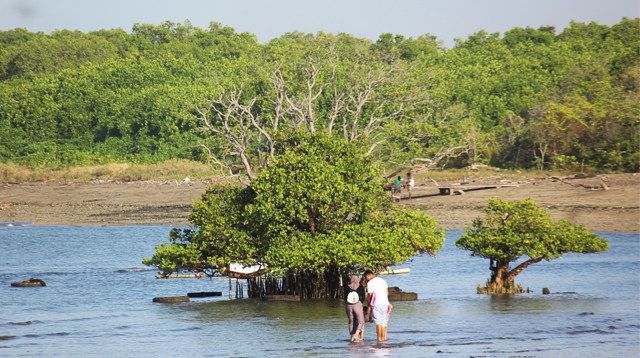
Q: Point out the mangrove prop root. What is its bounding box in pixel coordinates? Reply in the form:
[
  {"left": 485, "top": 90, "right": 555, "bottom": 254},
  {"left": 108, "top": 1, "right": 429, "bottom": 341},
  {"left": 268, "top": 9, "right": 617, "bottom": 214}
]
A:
[{"left": 246, "top": 268, "right": 347, "bottom": 299}]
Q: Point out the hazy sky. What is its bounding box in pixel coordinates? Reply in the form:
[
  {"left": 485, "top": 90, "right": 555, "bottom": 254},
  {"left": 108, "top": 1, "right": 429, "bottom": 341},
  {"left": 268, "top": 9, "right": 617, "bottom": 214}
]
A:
[{"left": 1, "top": 0, "right": 638, "bottom": 48}]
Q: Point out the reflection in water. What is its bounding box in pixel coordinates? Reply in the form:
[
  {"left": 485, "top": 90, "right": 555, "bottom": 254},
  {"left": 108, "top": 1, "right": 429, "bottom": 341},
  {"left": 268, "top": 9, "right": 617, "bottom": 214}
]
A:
[
  {"left": 484, "top": 293, "right": 607, "bottom": 315},
  {"left": 362, "top": 346, "right": 393, "bottom": 357}
]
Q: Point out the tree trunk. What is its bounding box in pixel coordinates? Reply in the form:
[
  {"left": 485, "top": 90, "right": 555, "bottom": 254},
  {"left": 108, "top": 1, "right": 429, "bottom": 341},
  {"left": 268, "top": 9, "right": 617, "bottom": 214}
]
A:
[
  {"left": 489, "top": 257, "right": 544, "bottom": 291},
  {"left": 507, "top": 257, "right": 543, "bottom": 282},
  {"left": 239, "top": 152, "right": 256, "bottom": 181},
  {"left": 308, "top": 208, "right": 316, "bottom": 234},
  {"left": 489, "top": 258, "right": 510, "bottom": 290}
]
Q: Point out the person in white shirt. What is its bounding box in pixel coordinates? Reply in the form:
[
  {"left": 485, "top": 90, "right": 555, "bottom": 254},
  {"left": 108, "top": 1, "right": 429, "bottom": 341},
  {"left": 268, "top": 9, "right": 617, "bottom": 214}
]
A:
[
  {"left": 364, "top": 270, "right": 389, "bottom": 342},
  {"left": 404, "top": 172, "right": 415, "bottom": 200}
]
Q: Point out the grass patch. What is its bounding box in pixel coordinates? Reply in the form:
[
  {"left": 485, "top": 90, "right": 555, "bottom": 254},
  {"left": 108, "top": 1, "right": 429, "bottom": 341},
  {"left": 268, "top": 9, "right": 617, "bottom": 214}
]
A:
[
  {"left": 2, "top": 160, "right": 604, "bottom": 184},
  {"left": 0, "top": 159, "right": 220, "bottom": 183}
]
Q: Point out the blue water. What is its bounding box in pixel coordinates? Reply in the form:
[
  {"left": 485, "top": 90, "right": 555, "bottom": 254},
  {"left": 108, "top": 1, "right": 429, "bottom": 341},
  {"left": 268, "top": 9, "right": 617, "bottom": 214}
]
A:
[{"left": 1, "top": 226, "right": 638, "bottom": 357}]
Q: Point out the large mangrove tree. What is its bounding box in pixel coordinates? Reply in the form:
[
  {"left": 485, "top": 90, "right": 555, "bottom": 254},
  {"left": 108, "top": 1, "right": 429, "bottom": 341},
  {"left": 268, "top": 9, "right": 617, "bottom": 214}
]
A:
[{"left": 143, "top": 132, "right": 445, "bottom": 298}]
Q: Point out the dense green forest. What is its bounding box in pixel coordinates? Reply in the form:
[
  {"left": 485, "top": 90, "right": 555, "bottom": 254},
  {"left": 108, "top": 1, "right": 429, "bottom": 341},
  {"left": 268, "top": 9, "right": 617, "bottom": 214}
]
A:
[{"left": 0, "top": 18, "right": 637, "bottom": 173}]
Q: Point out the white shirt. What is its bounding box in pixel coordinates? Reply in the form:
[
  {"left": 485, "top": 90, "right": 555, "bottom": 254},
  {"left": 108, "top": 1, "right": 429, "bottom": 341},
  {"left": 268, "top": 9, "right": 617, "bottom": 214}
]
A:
[
  {"left": 367, "top": 276, "right": 389, "bottom": 306},
  {"left": 406, "top": 178, "right": 414, "bottom": 187}
]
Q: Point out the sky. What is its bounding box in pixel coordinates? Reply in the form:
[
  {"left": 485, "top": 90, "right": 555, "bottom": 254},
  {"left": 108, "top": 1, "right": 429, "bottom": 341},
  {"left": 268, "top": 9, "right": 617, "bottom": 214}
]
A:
[{"left": 1, "top": 0, "right": 638, "bottom": 48}]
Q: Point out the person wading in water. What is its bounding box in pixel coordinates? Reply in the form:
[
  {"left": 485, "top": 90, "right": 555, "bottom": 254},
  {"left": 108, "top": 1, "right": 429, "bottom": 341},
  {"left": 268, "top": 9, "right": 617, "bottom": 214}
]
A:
[
  {"left": 364, "top": 270, "right": 390, "bottom": 342},
  {"left": 345, "top": 275, "right": 366, "bottom": 341}
]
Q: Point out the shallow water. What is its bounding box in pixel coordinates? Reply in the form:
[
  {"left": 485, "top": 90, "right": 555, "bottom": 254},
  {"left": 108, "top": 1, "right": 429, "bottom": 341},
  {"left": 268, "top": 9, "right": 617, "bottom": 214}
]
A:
[{"left": 0, "top": 226, "right": 638, "bottom": 357}]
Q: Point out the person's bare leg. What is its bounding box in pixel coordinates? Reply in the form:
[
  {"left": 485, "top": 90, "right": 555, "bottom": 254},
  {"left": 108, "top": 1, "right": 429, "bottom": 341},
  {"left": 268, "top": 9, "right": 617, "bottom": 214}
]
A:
[
  {"left": 376, "top": 325, "right": 383, "bottom": 342},
  {"left": 351, "top": 329, "right": 361, "bottom": 341},
  {"left": 382, "top": 326, "right": 387, "bottom": 341}
]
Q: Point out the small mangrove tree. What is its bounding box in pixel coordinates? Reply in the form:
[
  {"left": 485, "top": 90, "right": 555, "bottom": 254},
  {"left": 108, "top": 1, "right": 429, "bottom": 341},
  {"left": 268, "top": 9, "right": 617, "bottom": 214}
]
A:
[{"left": 456, "top": 197, "right": 610, "bottom": 294}]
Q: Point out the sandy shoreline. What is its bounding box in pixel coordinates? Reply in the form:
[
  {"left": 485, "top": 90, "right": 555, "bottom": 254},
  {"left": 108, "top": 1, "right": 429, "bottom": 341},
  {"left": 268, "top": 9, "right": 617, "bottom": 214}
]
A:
[{"left": 1, "top": 174, "right": 638, "bottom": 232}]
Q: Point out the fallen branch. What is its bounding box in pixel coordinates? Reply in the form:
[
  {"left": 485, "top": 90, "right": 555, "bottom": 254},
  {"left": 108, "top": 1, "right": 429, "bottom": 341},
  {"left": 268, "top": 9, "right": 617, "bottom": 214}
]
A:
[{"left": 547, "top": 175, "right": 606, "bottom": 190}]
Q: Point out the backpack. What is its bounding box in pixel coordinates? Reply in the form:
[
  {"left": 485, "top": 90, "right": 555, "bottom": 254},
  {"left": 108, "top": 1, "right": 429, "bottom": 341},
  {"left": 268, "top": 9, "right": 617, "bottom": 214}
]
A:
[{"left": 347, "top": 290, "right": 359, "bottom": 304}]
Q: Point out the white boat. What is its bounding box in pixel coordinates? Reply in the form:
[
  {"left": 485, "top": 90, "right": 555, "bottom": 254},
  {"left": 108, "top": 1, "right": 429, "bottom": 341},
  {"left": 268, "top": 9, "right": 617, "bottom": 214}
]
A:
[
  {"left": 378, "top": 268, "right": 410, "bottom": 275},
  {"left": 229, "top": 263, "right": 264, "bottom": 274}
]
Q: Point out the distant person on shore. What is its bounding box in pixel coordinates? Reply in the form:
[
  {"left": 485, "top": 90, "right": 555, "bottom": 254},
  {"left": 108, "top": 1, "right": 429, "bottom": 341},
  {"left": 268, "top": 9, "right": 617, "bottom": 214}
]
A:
[
  {"left": 404, "top": 172, "right": 415, "bottom": 200},
  {"left": 394, "top": 176, "right": 403, "bottom": 202},
  {"left": 364, "top": 270, "right": 390, "bottom": 342},
  {"left": 345, "top": 275, "right": 366, "bottom": 342}
]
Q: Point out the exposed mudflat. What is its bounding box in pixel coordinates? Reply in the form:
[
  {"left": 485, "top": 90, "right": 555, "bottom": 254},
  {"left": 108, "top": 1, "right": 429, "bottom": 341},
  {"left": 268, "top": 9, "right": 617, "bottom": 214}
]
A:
[{"left": 1, "top": 174, "right": 638, "bottom": 232}]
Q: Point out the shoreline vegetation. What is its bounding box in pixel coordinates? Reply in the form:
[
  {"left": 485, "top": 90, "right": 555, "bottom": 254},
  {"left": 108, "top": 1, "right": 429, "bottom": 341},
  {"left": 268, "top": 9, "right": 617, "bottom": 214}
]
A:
[
  {"left": 1, "top": 19, "right": 638, "bottom": 176},
  {"left": 0, "top": 19, "right": 638, "bottom": 235},
  {"left": 0, "top": 159, "right": 627, "bottom": 184}
]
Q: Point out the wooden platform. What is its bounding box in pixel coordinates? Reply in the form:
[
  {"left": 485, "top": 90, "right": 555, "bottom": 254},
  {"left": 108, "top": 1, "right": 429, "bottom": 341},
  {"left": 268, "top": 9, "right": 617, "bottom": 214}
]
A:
[
  {"left": 263, "top": 295, "right": 300, "bottom": 301},
  {"left": 156, "top": 274, "right": 218, "bottom": 279},
  {"left": 435, "top": 184, "right": 520, "bottom": 195}
]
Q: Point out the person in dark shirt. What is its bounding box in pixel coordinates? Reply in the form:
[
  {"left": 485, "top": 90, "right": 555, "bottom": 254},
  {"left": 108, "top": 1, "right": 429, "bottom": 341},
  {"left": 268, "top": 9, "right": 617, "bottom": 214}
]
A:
[{"left": 344, "top": 275, "right": 366, "bottom": 341}]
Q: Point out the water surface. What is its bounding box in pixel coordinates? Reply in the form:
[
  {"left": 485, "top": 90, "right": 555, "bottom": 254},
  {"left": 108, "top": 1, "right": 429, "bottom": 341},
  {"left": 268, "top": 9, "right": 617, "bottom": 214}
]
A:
[{"left": 1, "top": 226, "right": 638, "bottom": 357}]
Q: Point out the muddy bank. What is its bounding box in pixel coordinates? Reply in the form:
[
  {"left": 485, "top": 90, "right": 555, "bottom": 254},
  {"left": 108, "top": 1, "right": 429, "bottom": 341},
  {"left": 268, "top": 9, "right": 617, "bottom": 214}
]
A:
[{"left": 1, "top": 174, "right": 638, "bottom": 232}]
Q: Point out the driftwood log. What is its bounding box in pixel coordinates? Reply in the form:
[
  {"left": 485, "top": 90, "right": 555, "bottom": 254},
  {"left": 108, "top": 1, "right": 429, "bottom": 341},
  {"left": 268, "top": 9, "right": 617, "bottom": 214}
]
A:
[
  {"left": 547, "top": 174, "right": 606, "bottom": 190},
  {"left": 152, "top": 296, "right": 190, "bottom": 303},
  {"left": 187, "top": 291, "right": 222, "bottom": 298}
]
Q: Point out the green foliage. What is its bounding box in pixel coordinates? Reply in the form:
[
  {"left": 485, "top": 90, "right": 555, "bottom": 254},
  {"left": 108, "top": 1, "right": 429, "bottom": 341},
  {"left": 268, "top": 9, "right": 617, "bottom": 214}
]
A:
[
  {"left": 144, "top": 133, "right": 445, "bottom": 276},
  {"left": 439, "top": 18, "right": 639, "bottom": 170},
  {"left": 457, "top": 197, "right": 609, "bottom": 262},
  {"left": 529, "top": 63, "right": 639, "bottom": 171},
  {"left": 0, "top": 20, "right": 259, "bottom": 166},
  {"left": 372, "top": 33, "right": 444, "bottom": 59},
  {"left": 457, "top": 197, "right": 609, "bottom": 291},
  {"left": 251, "top": 133, "right": 445, "bottom": 270},
  {"left": 503, "top": 26, "right": 556, "bottom": 47},
  {"left": 143, "top": 183, "right": 259, "bottom": 275},
  {"left": 0, "top": 18, "right": 638, "bottom": 171}
]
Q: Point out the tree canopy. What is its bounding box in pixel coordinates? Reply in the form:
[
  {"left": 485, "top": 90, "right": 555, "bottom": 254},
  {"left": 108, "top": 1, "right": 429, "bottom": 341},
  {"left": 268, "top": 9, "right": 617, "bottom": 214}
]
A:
[
  {"left": 0, "top": 18, "right": 638, "bottom": 172},
  {"left": 143, "top": 133, "right": 445, "bottom": 277},
  {"left": 456, "top": 197, "right": 610, "bottom": 292}
]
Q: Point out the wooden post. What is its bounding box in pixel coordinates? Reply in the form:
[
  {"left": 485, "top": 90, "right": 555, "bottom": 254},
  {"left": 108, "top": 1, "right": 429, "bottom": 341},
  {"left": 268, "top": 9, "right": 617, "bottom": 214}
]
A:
[{"left": 229, "top": 277, "right": 232, "bottom": 299}]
